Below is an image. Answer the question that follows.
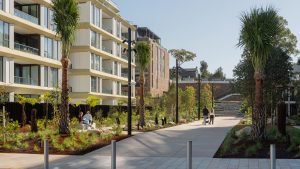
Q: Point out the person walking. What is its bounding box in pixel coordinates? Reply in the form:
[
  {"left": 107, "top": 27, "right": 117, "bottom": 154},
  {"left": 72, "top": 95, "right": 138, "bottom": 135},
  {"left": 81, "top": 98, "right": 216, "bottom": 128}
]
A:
[
  {"left": 202, "top": 106, "right": 209, "bottom": 125},
  {"left": 209, "top": 108, "right": 215, "bottom": 125}
]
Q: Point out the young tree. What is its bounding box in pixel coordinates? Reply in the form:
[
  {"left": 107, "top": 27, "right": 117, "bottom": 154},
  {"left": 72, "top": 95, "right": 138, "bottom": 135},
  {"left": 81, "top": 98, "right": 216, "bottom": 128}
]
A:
[
  {"left": 200, "top": 84, "right": 213, "bottom": 111},
  {"left": 182, "top": 86, "right": 196, "bottom": 120},
  {"left": 53, "top": 0, "right": 79, "bottom": 134},
  {"left": 200, "top": 60, "right": 211, "bottom": 79},
  {"left": 16, "top": 95, "right": 40, "bottom": 127},
  {"left": 135, "top": 42, "right": 151, "bottom": 128},
  {"left": 212, "top": 67, "right": 226, "bottom": 80},
  {"left": 86, "top": 96, "right": 101, "bottom": 113},
  {"left": 238, "top": 7, "right": 285, "bottom": 139}
]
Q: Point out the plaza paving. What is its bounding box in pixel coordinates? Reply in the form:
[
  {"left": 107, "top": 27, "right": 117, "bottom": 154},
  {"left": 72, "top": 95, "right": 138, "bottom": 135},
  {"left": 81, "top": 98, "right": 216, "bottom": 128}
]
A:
[{"left": 1, "top": 116, "right": 300, "bottom": 169}]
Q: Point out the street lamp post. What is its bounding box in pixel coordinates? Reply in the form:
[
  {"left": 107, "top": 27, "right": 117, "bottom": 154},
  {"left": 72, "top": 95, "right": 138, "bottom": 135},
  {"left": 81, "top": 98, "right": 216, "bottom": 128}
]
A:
[{"left": 175, "top": 59, "right": 179, "bottom": 124}]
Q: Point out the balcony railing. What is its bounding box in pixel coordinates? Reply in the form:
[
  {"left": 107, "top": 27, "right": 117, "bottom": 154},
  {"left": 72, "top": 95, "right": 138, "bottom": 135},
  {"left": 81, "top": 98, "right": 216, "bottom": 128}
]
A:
[
  {"left": 14, "top": 42, "right": 39, "bottom": 55},
  {"left": 121, "top": 53, "right": 128, "bottom": 60},
  {"left": 14, "top": 76, "right": 39, "bottom": 86},
  {"left": 102, "top": 89, "right": 113, "bottom": 94},
  {"left": 121, "top": 91, "right": 128, "bottom": 96},
  {"left": 102, "top": 67, "right": 113, "bottom": 74},
  {"left": 14, "top": 8, "right": 38, "bottom": 24},
  {"left": 102, "top": 46, "right": 113, "bottom": 54},
  {"left": 0, "top": 39, "right": 9, "bottom": 47},
  {"left": 121, "top": 33, "right": 128, "bottom": 40},
  {"left": 121, "top": 73, "right": 128, "bottom": 78},
  {"left": 102, "top": 26, "right": 113, "bottom": 34}
]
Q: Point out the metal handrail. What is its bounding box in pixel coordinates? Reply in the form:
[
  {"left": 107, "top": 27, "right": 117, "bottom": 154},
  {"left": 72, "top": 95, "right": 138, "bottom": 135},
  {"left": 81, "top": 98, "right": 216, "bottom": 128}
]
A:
[
  {"left": 14, "top": 42, "right": 39, "bottom": 55},
  {"left": 14, "top": 8, "right": 38, "bottom": 24},
  {"left": 14, "top": 76, "right": 39, "bottom": 86},
  {"left": 102, "top": 89, "right": 113, "bottom": 94}
]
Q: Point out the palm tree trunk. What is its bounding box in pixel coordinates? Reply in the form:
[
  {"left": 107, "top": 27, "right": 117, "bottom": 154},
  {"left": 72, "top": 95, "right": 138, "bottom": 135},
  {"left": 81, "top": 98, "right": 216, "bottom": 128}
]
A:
[
  {"left": 252, "top": 72, "right": 265, "bottom": 140},
  {"left": 59, "top": 57, "right": 70, "bottom": 135},
  {"left": 139, "top": 73, "right": 145, "bottom": 127}
]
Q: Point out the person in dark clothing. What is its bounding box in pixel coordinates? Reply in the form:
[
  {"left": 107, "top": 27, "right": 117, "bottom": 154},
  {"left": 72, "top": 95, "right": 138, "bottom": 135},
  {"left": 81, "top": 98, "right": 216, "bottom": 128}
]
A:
[{"left": 202, "top": 106, "right": 209, "bottom": 125}]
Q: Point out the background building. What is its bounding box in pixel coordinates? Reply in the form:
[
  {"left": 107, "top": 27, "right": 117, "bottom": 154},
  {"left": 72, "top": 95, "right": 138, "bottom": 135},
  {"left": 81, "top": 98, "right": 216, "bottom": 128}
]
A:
[
  {"left": 135, "top": 27, "right": 169, "bottom": 97},
  {"left": 0, "top": 0, "right": 136, "bottom": 105}
]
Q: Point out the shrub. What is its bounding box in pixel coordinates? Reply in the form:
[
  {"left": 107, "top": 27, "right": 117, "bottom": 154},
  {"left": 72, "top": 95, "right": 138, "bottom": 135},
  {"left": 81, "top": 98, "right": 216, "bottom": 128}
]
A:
[
  {"left": 33, "top": 144, "right": 40, "bottom": 152},
  {"left": 287, "top": 127, "right": 300, "bottom": 152},
  {"left": 245, "top": 144, "right": 258, "bottom": 156}
]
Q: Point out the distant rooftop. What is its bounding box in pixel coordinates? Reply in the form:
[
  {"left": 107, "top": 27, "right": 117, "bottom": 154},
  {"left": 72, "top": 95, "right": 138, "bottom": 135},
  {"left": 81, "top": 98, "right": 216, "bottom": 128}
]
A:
[{"left": 137, "top": 27, "right": 161, "bottom": 41}]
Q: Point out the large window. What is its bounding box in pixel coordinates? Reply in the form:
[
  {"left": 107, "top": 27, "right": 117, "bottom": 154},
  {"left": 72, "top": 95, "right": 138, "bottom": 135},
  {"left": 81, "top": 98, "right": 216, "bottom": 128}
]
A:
[
  {"left": 43, "top": 7, "right": 55, "bottom": 31},
  {"left": 0, "top": 57, "right": 3, "bottom": 82},
  {"left": 91, "top": 31, "right": 100, "bottom": 49},
  {"left": 14, "top": 64, "right": 40, "bottom": 86},
  {"left": 0, "top": 0, "right": 4, "bottom": 11},
  {"left": 44, "top": 37, "right": 59, "bottom": 60},
  {"left": 91, "top": 53, "right": 101, "bottom": 71},
  {"left": 92, "top": 4, "right": 100, "bottom": 27},
  {"left": 91, "top": 76, "right": 97, "bottom": 92},
  {"left": 44, "top": 66, "right": 58, "bottom": 87},
  {"left": 0, "top": 20, "right": 9, "bottom": 47}
]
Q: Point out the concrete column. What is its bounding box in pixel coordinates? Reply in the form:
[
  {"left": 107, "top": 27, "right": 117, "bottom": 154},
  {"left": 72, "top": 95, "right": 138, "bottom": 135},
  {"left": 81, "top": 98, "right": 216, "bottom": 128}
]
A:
[
  {"left": 112, "top": 18, "right": 116, "bottom": 36},
  {"left": 99, "top": 8, "right": 102, "bottom": 28},
  {"left": 9, "top": 92, "right": 14, "bottom": 102},
  {"left": 9, "top": 59, "right": 14, "bottom": 83},
  {"left": 40, "top": 35, "right": 45, "bottom": 57},
  {"left": 40, "top": 66, "right": 45, "bottom": 87},
  {"left": 3, "top": 57, "right": 8, "bottom": 83},
  {"left": 99, "top": 78, "right": 102, "bottom": 93},
  {"left": 4, "top": 0, "right": 9, "bottom": 12},
  {"left": 58, "top": 41, "right": 62, "bottom": 61},
  {"left": 9, "top": 0, "right": 14, "bottom": 15},
  {"left": 40, "top": 6, "right": 45, "bottom": 27},
  {"left": 9, "top": 24, "right": 14, "bottom": 49}
]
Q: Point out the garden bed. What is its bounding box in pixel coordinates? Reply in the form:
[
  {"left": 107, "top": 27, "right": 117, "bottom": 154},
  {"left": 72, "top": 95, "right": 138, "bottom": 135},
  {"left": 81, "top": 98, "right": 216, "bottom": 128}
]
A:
[{"left": 214, "top": 124, "right": 300, "bottom": 158}]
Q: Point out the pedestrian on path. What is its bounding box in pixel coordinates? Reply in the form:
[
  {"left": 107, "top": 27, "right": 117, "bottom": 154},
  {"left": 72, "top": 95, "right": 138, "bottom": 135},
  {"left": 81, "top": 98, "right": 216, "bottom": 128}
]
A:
[
  {"left": 202, "top": 106, "right": 209, "bottom": 125},
  {"left": 209, "top": 108, "right": 215, "bottom": 125}
]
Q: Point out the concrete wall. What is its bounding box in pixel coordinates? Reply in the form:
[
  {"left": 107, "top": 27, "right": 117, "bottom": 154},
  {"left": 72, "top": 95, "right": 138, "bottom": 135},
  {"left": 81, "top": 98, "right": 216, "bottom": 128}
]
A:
[
  {"left": 70, "top": 75, "right": 90, "bottom": 92},
  {"left": 70, "top": 52, "right": 90, "bottom": 69}
]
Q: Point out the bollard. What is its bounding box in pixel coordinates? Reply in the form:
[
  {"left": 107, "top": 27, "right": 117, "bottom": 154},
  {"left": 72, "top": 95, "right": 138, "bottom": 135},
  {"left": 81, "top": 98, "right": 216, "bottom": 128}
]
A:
[
  {"left": 270, "top": 144, "right": 276, "bottom": 169},
  {"left": 187, "top": 140, "right": 192, "bottom": 169},
  {"left": 111, "top": 140, "right": 116, "bottom": 169},
  {"left": 44, "top": 139, "right": 49, "bottom": 169}
]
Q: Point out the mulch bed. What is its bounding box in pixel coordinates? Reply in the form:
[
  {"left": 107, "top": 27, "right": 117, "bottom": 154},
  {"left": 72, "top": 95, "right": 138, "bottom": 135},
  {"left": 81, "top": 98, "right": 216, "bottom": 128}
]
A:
[{"left": 0, "top": 135, "right": 129, "bottom": 155}]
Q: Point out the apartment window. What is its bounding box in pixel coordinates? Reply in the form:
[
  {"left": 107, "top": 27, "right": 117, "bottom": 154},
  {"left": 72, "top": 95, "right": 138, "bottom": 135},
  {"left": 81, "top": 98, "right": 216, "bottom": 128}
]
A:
[
  {"left": 0, "top": 56, "right": 3, "bottom": 82},
  {"left": 14, "top": 64, "right": 40, "bottom": 86},
  {"left": 91, "top": 31, "right": 100, "bottom": 49},
  {"left": 49, "top": 67, "right": 58, "bottom": 87},
  {"left": 0, "top": 0, "right": 4, "bottom": 11},
  {"left": 151, "top": 45, "right": 154, "bottom": 88},
  {"left": 0, "top": 20, "right": 9, "bottom": 47},
  {"left": 156, "top": 47, "right": 159, "bottom": 89},
  {"left": 44, "top": 37, "right": 59, "bottom": 60},
  {"left": 91, "top": 76, "right": 97, "bottom": 92},
  {"left": 44, "top": 66, "right": 48, "bottom": 87},
  {"left": 90, "top": 53, "right": 101, "bottom": 71},
  {"left": 92, "top": 4, "right": 100, "bottom": 27},
  {"left": 43, "top": 8, "right": 55, "bottom": 31}
]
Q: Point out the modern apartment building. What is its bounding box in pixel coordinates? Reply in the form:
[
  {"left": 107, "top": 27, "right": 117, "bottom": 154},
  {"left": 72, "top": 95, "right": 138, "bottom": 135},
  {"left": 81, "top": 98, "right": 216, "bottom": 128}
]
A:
[
  {"left": 136, "top": 27, "right": 169, "bottom": 97},
  {"left": 0, "top": 0, "right": 136, "bottom": 105}
]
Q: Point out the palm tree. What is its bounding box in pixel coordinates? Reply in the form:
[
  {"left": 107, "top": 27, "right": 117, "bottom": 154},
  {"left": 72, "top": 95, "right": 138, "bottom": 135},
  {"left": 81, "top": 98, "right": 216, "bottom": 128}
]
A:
[
  {"left": 135, "top": 42, "right": 151, "bottom": 128},
  {"left": 238, "top": 7, "right": 283, "bottom": 139},
  {"left": 53, "top": 0, "right": 79, "bottom": 134}
]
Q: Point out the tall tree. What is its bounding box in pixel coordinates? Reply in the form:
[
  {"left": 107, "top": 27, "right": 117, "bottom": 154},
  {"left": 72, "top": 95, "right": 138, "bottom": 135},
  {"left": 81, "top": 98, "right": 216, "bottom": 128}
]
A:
[
  {"left": 238, "top": 7, "right": 284, "bottom": 139},
  {"left": 200, "top": 60, "right": 211, "bottom": 79},
  {"left": 135, "top": 42, "right": 151, "bottom": 128},
  {"left": 53, "top": 0, "right": 79, "bottom": 134},
  {"left": 212, "top": 67, "right": 226, "bottom": 80}
]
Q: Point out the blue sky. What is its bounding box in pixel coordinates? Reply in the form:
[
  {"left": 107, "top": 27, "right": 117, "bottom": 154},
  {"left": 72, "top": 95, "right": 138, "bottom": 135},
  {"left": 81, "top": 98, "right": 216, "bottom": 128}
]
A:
[{"left": 114, "top": 0, "right": 300, "bottom": 78}]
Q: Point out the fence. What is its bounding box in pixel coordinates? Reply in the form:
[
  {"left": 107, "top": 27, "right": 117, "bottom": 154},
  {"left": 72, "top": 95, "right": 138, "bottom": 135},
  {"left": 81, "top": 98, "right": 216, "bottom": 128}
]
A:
[{"left": 0, "top": 102, "right": 145, "bottom": 124}]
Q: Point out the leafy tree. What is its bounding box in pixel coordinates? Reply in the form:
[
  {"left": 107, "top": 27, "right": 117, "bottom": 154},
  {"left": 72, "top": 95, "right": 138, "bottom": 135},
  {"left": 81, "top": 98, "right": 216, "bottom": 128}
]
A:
[
  {"left": 53, "top": 0, "right": 79, "bottom": 134},
  {"left": 238, "top": 7, "right": 284, "bottom": 139},
  {"left": 200, "top": 60, "right": 211, "bottom": 79},
  {"left": 135, "top": 42, "right": 151, "bottom": 128},
  {"left": 200, "top": 84, "right": 213, "bottom": 111},
  {"left": 211, "top": 67, "right": 226, "bottom": 80},
  {"left": 181, "top": 86, "right": 196, "bottom": 120},
  {"left": 86, "top": 96, "right": 101, "bottom": 113},
  {"left": 16, "top": 95, "right": 40, "bottom": 127},
  {"left": 169, "top": 49, "right": 196, "bottom": 62},
  {"left": 162, "top": 84, "right": 178, "bottom": 121}
]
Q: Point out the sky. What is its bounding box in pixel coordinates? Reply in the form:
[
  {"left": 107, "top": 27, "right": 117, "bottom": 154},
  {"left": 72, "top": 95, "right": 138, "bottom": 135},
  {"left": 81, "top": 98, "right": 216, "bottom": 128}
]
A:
[{"left": 113, "top": 0, "right": 300, "bottom": 78}]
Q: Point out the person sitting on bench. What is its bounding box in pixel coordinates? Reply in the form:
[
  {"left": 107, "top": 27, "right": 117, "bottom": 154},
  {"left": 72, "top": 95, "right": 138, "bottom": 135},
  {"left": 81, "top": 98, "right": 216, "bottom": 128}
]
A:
[{"left": 82, "top": 111, "right": 93, "bottom": 126}]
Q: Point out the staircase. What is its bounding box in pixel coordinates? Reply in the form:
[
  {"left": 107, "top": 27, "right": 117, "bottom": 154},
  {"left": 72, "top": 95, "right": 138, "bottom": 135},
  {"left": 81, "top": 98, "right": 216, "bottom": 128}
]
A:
[{"left": 214, "top": 101, "right": 241, "bottom": 116}]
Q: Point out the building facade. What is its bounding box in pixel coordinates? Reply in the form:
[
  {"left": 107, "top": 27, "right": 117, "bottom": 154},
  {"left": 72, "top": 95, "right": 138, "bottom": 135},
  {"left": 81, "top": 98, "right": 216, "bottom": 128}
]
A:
[
  {"left": 0, "top": 0, "right": 136, "bottom": 105},
  {"left": 136, "top": 27, "right": 169, "bottom": 97}
]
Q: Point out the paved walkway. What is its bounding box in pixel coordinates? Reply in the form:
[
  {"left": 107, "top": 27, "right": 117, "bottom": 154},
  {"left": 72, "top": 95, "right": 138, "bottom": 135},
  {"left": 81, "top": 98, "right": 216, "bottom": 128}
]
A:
[{"left": 1, "top": 116, "right": 299, "bottom": 169}]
